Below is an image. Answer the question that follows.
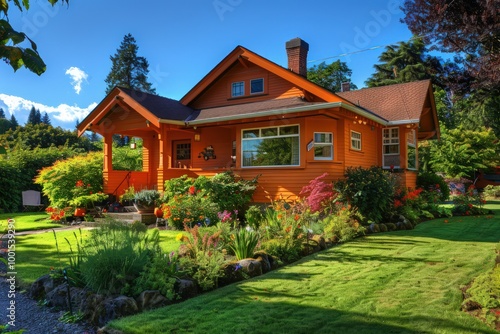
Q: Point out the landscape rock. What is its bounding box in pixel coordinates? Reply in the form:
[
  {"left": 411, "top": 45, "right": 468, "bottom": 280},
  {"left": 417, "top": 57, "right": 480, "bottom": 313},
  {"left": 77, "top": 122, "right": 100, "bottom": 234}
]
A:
[
  {"left": 45, "top": 283, "right": 89, "bottom": 310},
  {"left": 135, "top": 290, "right": 169, "bottom": 311},
  {"left": 176, "top": 278, "right": 198, "bottom": 300},
  {"left": 237, "top": 259, "right": 262, "bottom": 277},
  {"left": 29, "top": 273, "right": 62, "bottom": 299},
  {"left": 89, "top": 295, "right": 138, "bottom": 327}
]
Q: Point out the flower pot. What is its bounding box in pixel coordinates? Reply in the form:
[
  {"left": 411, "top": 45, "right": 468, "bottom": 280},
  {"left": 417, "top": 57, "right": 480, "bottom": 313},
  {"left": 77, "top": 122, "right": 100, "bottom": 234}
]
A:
[
  {"left": 74, "top": 207, "right": 86, "bottom": 217},
  {"left": 133, "top": 201, "right": 154, "bottom": 213}
]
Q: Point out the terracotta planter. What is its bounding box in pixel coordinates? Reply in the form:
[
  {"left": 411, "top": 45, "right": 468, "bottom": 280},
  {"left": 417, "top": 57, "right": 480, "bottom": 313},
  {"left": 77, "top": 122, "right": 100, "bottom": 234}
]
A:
[{"left": 74, "top": 207, "right": 86, "bottom": 217}]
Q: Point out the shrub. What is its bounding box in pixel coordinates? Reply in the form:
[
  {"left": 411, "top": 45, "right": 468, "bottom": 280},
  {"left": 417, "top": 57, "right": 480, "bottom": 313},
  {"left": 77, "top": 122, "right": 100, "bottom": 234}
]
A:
[
  {"left": 133, "top": 250, "right": 181, "bottom": 300},
  {"left": 78, "top": 220, "right": 160, "bottom": 296},
  {"left": 229, "top": 227, "right": 260, "bottom": 260},
  {"left": 417, "top": 171, "right": 450, "bottom": 201},
  {"left": 35, "top": 152, "right": 103, "bottom": 208},
  {"left": 321, "top": 207, "right": 365, "bottom": 243},
  {"left": 244, "top": 205, "right": 263, "bottom": 230},
  {"left": 299, "top": 172, "right": 336, "bottom": 214},
  {"left": 261, "top": 238, "right": 302, "bottom": 265},
  {"left": 334, "top": 166, "right": 396, "bottom": 223},
  {"left": 178, "top": 224, "right": 225, "bottom": 291},
  {"left": 483, "top": 185, "right": 500, "bottom": 199},
  {"left": 163, "top": 192, "right": 219, "bottom": 230},
  {"left": 452, "top": 185, "right": 487, "bottom": 216}
]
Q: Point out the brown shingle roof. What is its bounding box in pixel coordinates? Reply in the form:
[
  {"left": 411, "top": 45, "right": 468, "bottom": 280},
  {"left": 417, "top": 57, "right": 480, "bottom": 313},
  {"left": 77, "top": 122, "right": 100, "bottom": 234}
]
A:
[{"left": 337, "top": 80, "right": 431, "bottom": 122}]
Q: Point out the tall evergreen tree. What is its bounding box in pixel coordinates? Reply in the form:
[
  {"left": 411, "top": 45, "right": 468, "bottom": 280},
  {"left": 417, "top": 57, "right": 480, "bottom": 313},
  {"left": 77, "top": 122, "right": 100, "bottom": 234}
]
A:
[
  {"left": 0, "top": 108, "right": 5, "bottom": 119},
  {"left": 41, "top": 112, "right": 51, "bottom": 125},
  {"left": 307, "top": 60, "right": 358, "bottom": 92},
  {"left": 27, "top": 106, "right": 42, "bottom": 125},
  {"left": 104, "top": 33, "right": 156, "bottom": 94},
  {"left": 365, "top": 37, "right": 442, "bottom": 87},
  {"left": 9, "top": 114, "right": 18, "bottom": 129}
]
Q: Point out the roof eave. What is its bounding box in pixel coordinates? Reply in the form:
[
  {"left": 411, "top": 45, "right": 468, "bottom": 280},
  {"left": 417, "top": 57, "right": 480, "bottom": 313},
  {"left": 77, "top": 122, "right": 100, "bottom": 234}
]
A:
[{"left": 185, "top": 102, "right": 388, "bottom": 126}]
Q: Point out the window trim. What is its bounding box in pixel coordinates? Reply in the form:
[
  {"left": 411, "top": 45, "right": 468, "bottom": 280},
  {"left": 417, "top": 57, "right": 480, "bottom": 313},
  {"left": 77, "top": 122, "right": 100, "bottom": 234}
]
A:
[
  {"left": 407, "top": 129, "right": 417, "bottom": 170},
  {"left": 383, "top": 127, "right": 400, "bottom": 168},
  {"left": 231, "top": 81, "right": 245, "bottom": 97},
  {"left": 350, "top": 130, "right": 362, "bottom": 151},
  {"left": 250, "top": 78, "right": 264, "bottom": 95},
  {"left": 313, "top": 132, "right": 333, "bottom": 160},
  {"left": 241, "top": 124, "right": 300, "bottom": 168}
]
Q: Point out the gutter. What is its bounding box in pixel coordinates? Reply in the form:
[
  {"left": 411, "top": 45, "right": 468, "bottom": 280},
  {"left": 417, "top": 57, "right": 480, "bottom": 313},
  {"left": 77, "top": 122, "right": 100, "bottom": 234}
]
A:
[
  {"left": 184, "top": 102, "right": 389, "bottom": 126},
  {"left": 387, "top": 119, "right": 420, "bottom": 126}
]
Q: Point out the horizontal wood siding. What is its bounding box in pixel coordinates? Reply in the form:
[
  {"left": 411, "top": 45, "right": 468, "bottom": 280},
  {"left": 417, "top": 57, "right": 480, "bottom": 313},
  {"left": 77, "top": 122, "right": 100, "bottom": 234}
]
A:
[
  {"left": 191, "top": 63, "right": 303, "bottom": 109},
  {"left": 344, "top": 120, "right": 380, "bottom": 168}
]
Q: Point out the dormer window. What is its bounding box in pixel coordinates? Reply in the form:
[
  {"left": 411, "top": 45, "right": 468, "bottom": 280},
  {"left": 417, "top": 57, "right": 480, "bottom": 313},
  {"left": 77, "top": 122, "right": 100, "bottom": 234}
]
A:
[
  {"left": 231, "top": 81, "right": 244, "bottom": 97},
  {"left": 250, "top": 78, "right": 264, "bottom": 94}
]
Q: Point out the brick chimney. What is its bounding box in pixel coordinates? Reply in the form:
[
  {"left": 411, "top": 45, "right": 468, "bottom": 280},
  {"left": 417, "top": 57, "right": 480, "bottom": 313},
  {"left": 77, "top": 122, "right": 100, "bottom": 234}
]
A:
[{"left": 286, "top": 38, "right": 309, "bottom": 77}]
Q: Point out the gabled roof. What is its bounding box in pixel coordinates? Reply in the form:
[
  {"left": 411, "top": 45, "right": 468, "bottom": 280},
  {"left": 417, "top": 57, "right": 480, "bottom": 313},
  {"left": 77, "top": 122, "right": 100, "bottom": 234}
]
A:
[
  {"left": 337, "top": 80, "right": 433, "bottom": 123},
  {"left": 180, "top": 45, "right": 356, "bottom": 106},
  {"left": 119, "top": 87, "right": 198, "bottom": 121},
  {"left": 77, "top": 87, "right": 197, "bottom": 136}
]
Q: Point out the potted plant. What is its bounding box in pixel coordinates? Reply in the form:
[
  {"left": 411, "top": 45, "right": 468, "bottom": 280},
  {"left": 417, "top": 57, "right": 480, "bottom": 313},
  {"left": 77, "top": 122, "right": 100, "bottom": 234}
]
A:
[
  {"left": 119, "top": 186, "right": 136, "bottom": 206},
  {"left": 134, "top": 189, "right": 160, "bottom": 213}
]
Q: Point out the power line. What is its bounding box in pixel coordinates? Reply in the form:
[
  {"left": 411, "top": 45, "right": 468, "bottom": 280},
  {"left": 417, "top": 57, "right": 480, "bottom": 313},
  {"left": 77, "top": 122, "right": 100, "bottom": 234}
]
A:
[{"left": 308, "top": 34, "right": 435, "bottom": 64}]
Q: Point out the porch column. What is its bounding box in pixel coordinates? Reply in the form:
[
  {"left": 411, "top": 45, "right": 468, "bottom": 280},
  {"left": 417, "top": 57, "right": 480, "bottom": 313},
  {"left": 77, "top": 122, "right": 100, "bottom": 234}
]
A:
[
  {"left": 157, "top": 133, "right": 166, "bottom": 192},
  {"left": 103, "top": 133, "right": 113, "bottom": 172}
]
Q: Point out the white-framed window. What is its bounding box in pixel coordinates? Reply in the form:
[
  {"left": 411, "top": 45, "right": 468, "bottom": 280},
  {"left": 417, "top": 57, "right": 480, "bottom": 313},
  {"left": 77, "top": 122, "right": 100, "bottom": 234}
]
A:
[
  {"left": 350, "top": 131, "right": 361, "bottom": 150},
  {"left": 250, "top": 78, "right": 264, "bottom": 94},
  {"left": 231, "top": 81, "right": 244, "bottom": 97},
  {"left": 383, "top": 127, "right": 400, "bottom": 168},
  {"left": 313, "top": 132, "right": 333, "bottom": 160},
  {"left": 407, "top": 129, "right": 417, "bottom": 170},
  {"left": 242, "top": 125, "right": 300, "bottom": 167}
]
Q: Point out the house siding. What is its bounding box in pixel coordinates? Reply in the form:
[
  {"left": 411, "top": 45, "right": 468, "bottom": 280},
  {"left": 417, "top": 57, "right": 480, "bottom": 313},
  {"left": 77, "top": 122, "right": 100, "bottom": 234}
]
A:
[{"left": 190, "top": 62, "right": 304, "bottom": 109}]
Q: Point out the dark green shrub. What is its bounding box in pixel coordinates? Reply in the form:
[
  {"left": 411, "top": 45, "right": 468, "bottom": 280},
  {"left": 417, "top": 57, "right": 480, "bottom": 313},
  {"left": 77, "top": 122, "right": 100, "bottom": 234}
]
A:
[
  {"left": 334, "top": 166, "right": 396, "bottom": 223},
  {"left": 244, "top": 205, "right": 263, "bottom": 230},
  {"left": 417, "top": 171, "right": 450, "bottom": 201}
]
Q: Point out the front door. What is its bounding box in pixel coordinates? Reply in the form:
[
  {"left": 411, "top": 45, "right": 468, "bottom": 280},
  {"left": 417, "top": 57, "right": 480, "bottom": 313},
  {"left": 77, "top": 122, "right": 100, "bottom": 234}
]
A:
[{"left": 173, "top": 140, "right": 191, "bottom": 168}]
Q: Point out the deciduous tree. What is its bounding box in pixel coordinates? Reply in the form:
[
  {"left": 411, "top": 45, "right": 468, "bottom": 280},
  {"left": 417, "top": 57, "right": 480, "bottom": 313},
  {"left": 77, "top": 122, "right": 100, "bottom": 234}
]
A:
[{"left": 307, "top": 60, "right": 357, "bottom": 92}]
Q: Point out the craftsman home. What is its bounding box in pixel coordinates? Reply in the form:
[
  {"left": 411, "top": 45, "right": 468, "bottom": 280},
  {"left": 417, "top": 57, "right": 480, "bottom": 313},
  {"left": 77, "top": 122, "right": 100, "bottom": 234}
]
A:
[{"left": 77, "top": 38, "right": 439, "bottom": 202}]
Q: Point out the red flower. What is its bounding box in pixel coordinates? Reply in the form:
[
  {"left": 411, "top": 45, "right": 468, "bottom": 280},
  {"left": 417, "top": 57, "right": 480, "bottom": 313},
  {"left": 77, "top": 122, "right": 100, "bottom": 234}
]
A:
[
  {"left": 468, "top": 203, "right": 473, "bottom": 208},
  {"left": 75, "top": 180, "right": 84, "bottom": 187},
  {"left": 394, "top": 199, "right": 403, "bottom": 208},
  {"left": 188, "top": 186, "right": 196, "bottom": 195}
]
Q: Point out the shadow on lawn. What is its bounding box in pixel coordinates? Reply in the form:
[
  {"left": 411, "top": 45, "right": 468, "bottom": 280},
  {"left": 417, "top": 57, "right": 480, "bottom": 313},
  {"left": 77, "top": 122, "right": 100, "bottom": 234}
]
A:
[{"left": 111, "top": 291, "right": 495, "bottom": 334}]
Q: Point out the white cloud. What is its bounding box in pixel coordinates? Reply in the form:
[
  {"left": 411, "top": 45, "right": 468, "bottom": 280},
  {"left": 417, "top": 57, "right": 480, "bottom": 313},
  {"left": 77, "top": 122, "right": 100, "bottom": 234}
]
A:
[
  {"left": 65, "top": 66, "right": 88, "bottom": 94},
  {"left": 0, "top": 94, "right": 97, "bottom": 123}
]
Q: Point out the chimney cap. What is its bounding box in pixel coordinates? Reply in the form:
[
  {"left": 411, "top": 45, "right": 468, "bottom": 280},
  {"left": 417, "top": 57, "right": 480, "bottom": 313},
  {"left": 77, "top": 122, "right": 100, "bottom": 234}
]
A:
[{"left": 286, "top": 38, "right": 309, "bottom": 51}]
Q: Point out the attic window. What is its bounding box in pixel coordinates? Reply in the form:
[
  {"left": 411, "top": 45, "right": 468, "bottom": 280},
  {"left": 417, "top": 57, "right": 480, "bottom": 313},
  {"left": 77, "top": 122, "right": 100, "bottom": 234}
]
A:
[
  {"left": 250, "top": 78, "right": 264, "bottom": 94},
  {"left": 232, "top": 81, "right": 244, "bottom": 97}
]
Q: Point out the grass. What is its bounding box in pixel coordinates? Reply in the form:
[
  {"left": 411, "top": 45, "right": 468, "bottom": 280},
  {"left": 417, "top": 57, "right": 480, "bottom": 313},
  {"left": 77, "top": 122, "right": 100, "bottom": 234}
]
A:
[
  {"left": 0, "top": 212, "right": 63, "bottom": 233},
  {"left": 107, "top": 202, "right": 500, "bottom": 334},
  {"left": 12, "top": 228, "right": 183, "bottom": 286}
]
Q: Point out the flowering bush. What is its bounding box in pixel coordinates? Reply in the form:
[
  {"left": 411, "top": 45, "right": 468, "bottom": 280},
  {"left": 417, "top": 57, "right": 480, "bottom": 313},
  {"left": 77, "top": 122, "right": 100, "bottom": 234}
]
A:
[
  {"left": 299, "top": 172, "right": 336, "bottom": 214},
  {"left": 162, "top": 190, "right": 218, "bottom": 230},
  {"left": 417, "top": 171, "right": 450, "bottom": 201},
  {"left": 69, "top": 180, "right": 108, "bottom": 208},
  {"left": 452, "top": 185, "right": 487, "bottom": 216}
]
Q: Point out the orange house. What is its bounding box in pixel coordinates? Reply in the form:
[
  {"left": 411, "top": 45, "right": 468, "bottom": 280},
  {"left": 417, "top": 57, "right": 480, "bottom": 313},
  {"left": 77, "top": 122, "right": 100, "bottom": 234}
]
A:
[{"left": 77, "top": 38, "right": 440, "bottom": 203}]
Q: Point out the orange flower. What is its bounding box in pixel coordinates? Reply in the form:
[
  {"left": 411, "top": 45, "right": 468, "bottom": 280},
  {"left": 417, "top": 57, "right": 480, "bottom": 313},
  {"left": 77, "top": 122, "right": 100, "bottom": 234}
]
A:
[{"left": 294, "top": 214, "right": 300, "bottom": 221}]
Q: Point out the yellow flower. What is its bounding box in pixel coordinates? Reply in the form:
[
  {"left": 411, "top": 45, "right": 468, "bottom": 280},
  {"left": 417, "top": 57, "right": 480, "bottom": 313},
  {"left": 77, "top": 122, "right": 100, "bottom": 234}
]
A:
[{"left": 176, "top": 233, "right": 184, "bottom": 242}]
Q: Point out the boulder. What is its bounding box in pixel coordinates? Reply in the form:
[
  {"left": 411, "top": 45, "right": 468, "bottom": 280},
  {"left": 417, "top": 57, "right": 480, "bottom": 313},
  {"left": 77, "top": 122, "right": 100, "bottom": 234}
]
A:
[
  {"left": 89, "top": 295, "right": 138, "bottom": 327},
  {"left": 311, "top": 234, "right": 327, "bottom": 250},
  {"left": 253, "top": 251, "right": 271, "bottom": 273},
  {"left": 176, "top": 278, "right": 198, "bottom": 300},
  {"left": 45, "top": 283, "right": 89, "bottom": 310},
  {"left": 135, "top": 290, "right": 168, "bottom": 311},
  {"left": 29, "top": 274, "right": 62, "bottom": 300},
  {"left": 237, "top": 259, "right": 262, "bottom": 277}
]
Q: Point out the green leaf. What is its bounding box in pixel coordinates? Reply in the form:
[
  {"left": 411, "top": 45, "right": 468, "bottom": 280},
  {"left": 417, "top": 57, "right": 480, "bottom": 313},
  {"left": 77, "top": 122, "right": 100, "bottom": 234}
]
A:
[
  {"left": 21, "top": 48, "right": 46, "bottom": 75},
  {"left": 0, "top": 0, "right": 8, "bottom": 16}
]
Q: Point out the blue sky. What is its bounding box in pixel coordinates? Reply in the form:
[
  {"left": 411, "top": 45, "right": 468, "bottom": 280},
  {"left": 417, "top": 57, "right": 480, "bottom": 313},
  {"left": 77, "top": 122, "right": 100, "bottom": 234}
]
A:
[{"left": 0, "top": 0, "right": 413, "bottom": 129}]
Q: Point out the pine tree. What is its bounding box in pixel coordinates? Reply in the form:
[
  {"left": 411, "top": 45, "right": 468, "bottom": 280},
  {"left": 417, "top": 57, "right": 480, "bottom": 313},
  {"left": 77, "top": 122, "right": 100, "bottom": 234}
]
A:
[
  {"left": 104, "top": 33, "right": 156, "bottom": 94},
  {"left": 41, "top": 112, "right": 51, "bottom": 125},
  {"left": 0, "top": 108, "right": 5, "bottom": 119},
  {"left": 365, "top": 37, "right": 442, "bottom": 87},
  {"left": 27, "top": 106, "right": 42, "bottom": 125},
  {"left": 9, "top": 114, "right": 18, "bottom": 129}
]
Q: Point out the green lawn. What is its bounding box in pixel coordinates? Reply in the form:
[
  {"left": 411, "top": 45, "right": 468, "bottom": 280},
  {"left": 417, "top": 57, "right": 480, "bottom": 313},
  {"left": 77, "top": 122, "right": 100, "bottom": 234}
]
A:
[
  {"left": 107, "top": 202, "right": 500, "bottom": 334},
  {"left": 0, "top": 212, "right": 63, "bottom": 233},
  {"left": 13, "top": 228, "right": 183, "bottom": 286}
]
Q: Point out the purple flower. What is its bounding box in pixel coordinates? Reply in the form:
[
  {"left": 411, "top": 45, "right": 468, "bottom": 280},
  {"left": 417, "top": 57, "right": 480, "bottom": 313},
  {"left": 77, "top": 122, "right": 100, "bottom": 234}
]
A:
[{"left": 234, "top": 264, "right": 242, "bottom": 272}]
